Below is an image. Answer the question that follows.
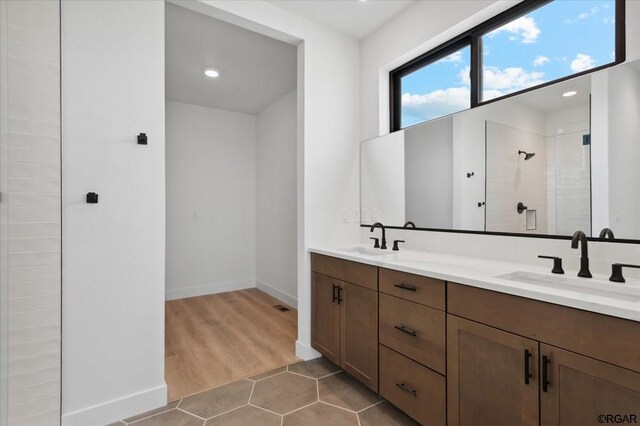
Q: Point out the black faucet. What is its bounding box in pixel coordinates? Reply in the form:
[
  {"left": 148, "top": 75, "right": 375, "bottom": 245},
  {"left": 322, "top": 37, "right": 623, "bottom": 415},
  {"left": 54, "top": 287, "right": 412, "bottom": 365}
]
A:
[
  {"left": 599, "top": 227, "right": 615, "bottom": 239},
  {"left": 403, "top": 221, "right": 416, "bottom": 228},
  {"left": 370, "top": 222, "right": 387, "bottom": 249},
  {"left": 571, "top": 231, "right": 592, "bottom": 278}
]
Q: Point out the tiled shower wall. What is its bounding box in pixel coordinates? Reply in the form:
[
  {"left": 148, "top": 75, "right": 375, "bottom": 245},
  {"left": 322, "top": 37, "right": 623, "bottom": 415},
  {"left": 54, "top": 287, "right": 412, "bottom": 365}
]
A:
[{"left": 1, "top": 1, "right": 61, "bottom": 425}]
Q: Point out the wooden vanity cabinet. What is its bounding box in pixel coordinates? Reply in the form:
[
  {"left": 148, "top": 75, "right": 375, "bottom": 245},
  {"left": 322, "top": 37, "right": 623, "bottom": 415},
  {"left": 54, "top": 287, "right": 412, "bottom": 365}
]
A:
[
  {"left": 310, "top": 272, "right": 340, "bottom": 364},
  {"left": 447, "top": 315, "right": 539, "bottom": 426},
  {"left": 540, "top": 344, "right": 640, "bottom": 426},
  {"left": 311, "top": 254, "right": 640, "bottom": 426},
  {"left": 340, "top": 281, "right": 378, "bottom": 389},
  {"left": 448, "top": 283, "right": 640, "bottom": 426},
  {"left": 311, "top": 254, "right": 378, "bottom": 391}
]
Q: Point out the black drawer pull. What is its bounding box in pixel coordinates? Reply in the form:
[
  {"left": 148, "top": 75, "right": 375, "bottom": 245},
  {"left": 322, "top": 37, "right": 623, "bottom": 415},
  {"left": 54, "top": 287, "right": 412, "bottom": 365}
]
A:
[
  {"left": 337, "top": 285, "right": 343, "bottom": 305},
  {"left": 524, "top": 349, "right": 532, "bottom": 385},
  {"left": 395, "top": 382, "right": 417, "bottom": 397},
  {"left": 394, "top": 283, "right": 417, "bottom": 292},
  {"left": 332, "top": 283, "right": 339, "bottom": 303},
  {"left": 542, "top": 355, "right": 551, "bottom": 392},
  {"left": 394, "top": 324, "right": 418, "bottom": 337}
]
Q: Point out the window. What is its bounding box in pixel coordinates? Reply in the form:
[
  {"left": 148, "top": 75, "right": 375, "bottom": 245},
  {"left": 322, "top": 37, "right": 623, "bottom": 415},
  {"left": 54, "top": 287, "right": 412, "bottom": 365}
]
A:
[
  {"left": 400, "top": 44, "right": 471, "bottom": 128},
  {"left": 391, "top": 0, "right": 624, "bottom": 131}
]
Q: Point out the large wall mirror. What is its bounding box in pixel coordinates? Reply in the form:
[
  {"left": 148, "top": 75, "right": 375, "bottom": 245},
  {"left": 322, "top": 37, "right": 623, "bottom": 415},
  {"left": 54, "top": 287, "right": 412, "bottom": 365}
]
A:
[{"left": 361, "top": 58, "right": 640, "bottom": 241}]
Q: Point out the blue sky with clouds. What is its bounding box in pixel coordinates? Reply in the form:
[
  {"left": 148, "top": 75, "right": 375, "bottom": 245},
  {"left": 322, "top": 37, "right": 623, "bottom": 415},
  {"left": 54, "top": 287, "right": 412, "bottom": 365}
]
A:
[{"left": 401, "top": 0, "right": 616, "bottom": 128}]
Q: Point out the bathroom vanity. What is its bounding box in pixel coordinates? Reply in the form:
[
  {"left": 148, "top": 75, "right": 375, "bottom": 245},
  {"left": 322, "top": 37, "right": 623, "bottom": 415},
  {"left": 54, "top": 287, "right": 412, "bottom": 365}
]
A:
[{"left": 310, "top": 250, "right": 640, "bottom": 426}]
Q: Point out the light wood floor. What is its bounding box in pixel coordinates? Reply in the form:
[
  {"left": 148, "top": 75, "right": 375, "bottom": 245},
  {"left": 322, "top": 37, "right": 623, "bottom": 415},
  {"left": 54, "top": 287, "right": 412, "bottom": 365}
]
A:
[{"left": 165, "top": 288, "right": 299, "bottom": 401}]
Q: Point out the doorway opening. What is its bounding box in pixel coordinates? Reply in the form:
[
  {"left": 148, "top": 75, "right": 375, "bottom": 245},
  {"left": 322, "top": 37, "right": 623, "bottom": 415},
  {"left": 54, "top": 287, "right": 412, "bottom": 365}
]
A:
[{"left": 164, "top": 2, "right": 299, "bottom": 401}]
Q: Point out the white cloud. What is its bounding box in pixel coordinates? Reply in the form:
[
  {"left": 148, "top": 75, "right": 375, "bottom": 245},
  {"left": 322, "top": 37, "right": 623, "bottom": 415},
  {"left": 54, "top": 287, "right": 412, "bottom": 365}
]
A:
[
  {"left": 402, "top": 64, "right": 548, "bottom": 121},
  {"left": 458, "top": 65, "right": 471, "bottom": 86},
  {"left": 487, "top": 16, "right": 541, "bottom": 44},
  {"left": 570, "top": 53, "right": 595, "bottom": 72},
  {"left": 533, "top": 55, "right": 549, "bottom": 66},
  {"left": 565, "top": 6, "right": 599, "bottom": 23},
  {"left": 437, "top": 50, "right": 463, "bottom": 64},
  {"left": 483, "top": 66, "right": 545, "bottom": 91},
  {"left": 401, "top": 87, "right": 470, "bottom": 121}
]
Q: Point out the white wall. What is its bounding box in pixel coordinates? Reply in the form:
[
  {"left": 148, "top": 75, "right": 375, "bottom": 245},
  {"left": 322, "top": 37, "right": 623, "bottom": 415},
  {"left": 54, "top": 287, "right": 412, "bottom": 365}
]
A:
[
  {"left": 165, "top": 101, "right": 257, "bottom": 300},
  {"left": 544, "top": 105, "right": 590, "bottom": 236},
  {"left": 61, "top": 1, "right": 166, "bottom": 425},
  {"left": 485, "top": 122, "right": 547, "bottom": 234},
  {"left": 360, "top": 131, "right": 405, "bottom": 226},
  {"left": 405, "top": 117, "right": 453, "bottom": 228},
  {"left": 2, "top": 1, "right": 61, "bottom": 425},
  {"left": 256, "top": 90, "right": 298, "bottom": 308},
  {"left": 607, "top": 63, "right": 640, "bottom": 239}
]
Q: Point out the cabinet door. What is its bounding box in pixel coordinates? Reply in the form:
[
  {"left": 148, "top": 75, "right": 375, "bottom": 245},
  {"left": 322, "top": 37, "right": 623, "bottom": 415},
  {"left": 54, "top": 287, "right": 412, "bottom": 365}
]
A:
[
  {"left": 541, "top": 344, "right": 640, "bottom": 426},
  {"left": 447, "top": 315, "right": 539, "bottom": 426},
  {"left": 311, "top": 273, "right": 340, "bottom": 365},
  {"left": 341, "top": 282, "right": 378, "bottom": 391}
]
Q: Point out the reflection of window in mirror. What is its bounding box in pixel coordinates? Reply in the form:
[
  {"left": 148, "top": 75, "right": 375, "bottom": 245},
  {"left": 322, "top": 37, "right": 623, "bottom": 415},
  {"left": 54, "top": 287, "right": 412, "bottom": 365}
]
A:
[{"left": 390, "top": 0, "right": 624, "bottom": 132}]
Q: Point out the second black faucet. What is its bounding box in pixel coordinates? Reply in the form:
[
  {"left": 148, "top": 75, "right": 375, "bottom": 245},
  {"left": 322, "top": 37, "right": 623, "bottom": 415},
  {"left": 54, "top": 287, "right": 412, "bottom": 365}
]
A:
[
  {"left": 571, "top": 230, "right": 592, "bottom": 278},
  {"left": 370, "top": 222, "right": 387, "bottom": 250}
]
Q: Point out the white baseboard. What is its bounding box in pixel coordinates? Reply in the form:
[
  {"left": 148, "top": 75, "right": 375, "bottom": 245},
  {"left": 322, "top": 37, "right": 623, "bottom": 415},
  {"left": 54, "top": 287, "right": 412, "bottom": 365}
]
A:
[
  {"left": 295, "top": 340, "right": 321, "bottom": 361},
  {"left": 62, "top": 382, "right": 167, "bottom": 426},
  {"left": 256, "top": 280, "right": 298, "bottom": 309},
  {"left": 165, "top": 280, "right": 255, "bottom": 301}
]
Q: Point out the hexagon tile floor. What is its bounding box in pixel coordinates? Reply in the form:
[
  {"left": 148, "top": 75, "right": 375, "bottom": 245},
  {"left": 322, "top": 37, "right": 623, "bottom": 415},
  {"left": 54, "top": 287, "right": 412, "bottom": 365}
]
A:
[{"left": 107, "top": 357, "right": 418, "bottom": 425}]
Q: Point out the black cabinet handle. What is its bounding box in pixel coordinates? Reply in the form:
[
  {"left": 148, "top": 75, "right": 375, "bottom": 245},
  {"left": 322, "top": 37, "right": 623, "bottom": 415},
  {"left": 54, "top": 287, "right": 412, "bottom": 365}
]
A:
[
  {"left": 337, "top": 285, "right": 343, "bottom": 305},
  {"left": 394, "top": 324, "right": 418, "bottom": 337},
  {"left": 542, "top": 355, "right": 551, "bottom": 392},
  {"left": 394, "top": 283, "right": 417, "bottom": 292},
  {"left": 332, "top": 284, "right": 339, "bottom": 303},
  {"left": 395, "top": 382, "right": 417, "bottom": 397},
  {"left": 524, "top": 349, "right": 532, "bottom": 385}
]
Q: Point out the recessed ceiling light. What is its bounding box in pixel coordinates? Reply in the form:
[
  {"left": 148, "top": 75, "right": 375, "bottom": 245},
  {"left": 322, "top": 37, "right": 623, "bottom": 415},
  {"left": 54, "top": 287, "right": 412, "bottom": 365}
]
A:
[
  {"left": 204, "top": 68, "right": 220, "bottom": 78},
  {"left": 562, "top": 90, "right": 577, "bottom": 97}
]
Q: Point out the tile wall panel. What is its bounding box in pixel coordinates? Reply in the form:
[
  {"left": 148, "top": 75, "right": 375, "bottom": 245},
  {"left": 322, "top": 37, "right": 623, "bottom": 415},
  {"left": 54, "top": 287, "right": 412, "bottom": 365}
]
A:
[{"left": 2, "top": 1, "right": 61, "bottom": 425}]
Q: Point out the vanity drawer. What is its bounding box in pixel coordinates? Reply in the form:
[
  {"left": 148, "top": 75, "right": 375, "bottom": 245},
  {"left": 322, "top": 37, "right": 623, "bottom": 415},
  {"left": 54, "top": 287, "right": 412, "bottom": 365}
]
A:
[
  {"left": 311, "top": 253, "right": 377, "bottom": 291},
  {"left": 379, "top": 345, "right": 446, "bottom": 426},
  {"left": 379, "top": 268, "right": 445, "bottom": 310},
  {"left": 448, "top": 282, "right": 640, "bottom": 373},
  {"left": 379, "top": 293, "right": 445, "bottom": 374}
]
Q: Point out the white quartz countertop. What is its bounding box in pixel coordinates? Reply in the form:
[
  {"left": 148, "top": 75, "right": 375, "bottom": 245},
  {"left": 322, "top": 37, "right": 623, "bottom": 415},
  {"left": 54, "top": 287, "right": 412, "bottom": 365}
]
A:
[{"left": 309, "top": 245, "right": 640, "bottom": 322}]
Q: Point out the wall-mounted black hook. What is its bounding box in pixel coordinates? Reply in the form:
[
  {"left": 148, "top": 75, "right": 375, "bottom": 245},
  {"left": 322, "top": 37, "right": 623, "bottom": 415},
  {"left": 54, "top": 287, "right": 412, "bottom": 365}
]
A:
[
  {"left": 137, "top": 133, "right": 148, "bottom": 145},
  {"left": 86, "top": 192, "right": 99, "bottom": 204},
  {"left": 478, "top": 201, "right": 485, "bottom": 207},
  {"left": 467, "top": 172, "right": 475, "bottom": 178},
  {"left": 517, "top": 202, "right": 528, "bottom": 214}
]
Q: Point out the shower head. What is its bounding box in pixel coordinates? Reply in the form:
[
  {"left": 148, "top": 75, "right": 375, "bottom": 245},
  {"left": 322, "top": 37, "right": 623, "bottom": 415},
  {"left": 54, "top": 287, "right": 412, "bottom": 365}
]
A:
[{"left": 518, "top": 150, "right": 536, "bottom": 160}]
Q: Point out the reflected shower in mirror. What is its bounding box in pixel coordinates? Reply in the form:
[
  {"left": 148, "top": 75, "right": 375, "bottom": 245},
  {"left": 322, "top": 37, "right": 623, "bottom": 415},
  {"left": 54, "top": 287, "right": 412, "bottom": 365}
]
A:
[{"left": 361, "top": 58, "right": 640, "bottom": 241}]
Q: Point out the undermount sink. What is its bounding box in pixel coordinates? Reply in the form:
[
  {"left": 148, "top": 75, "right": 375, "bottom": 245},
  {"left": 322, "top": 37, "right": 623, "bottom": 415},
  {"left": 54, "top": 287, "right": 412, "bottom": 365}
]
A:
[
  {"left": 339, "top": 246, "right": 388, "bottom": 256},
  {"left": 496, "top": 271, "right": 640, "bottom": 302}
]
